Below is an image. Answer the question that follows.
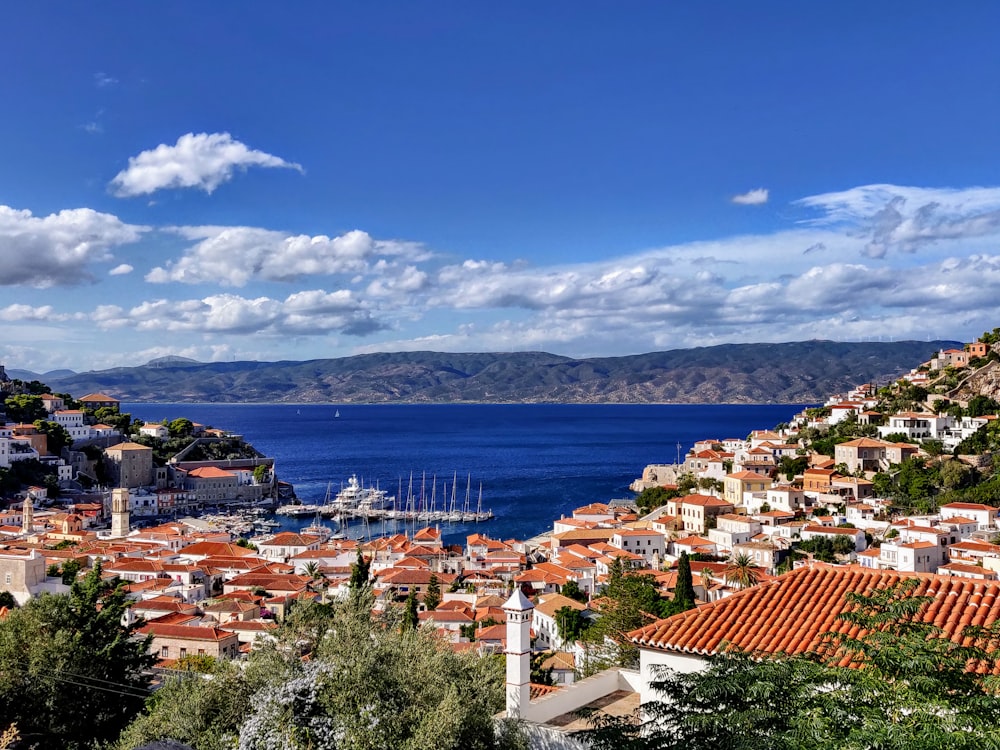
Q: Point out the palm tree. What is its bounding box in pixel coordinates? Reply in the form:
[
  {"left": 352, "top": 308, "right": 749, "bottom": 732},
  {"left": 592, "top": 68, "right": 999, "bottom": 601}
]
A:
[
  {"left": 724, "top": 553, "right": 761, "bottom": 590},
  {"left": 303, "top": 561, "right": 322, "bottom": 580}
]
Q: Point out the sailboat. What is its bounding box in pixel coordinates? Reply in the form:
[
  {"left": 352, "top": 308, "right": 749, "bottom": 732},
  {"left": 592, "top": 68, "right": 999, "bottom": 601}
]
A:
[
  {"left": 334, "top": 409, "right": 340, "bottom": 418},
  {"left": 448, "top": 472, "right": 463, "bottom": 522}
]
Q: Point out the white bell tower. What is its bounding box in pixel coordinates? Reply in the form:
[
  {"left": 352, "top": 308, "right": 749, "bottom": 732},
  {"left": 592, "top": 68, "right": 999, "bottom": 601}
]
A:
[
  {"left": 110, "top": 487, "right": 130, "bottom": 538},
  {"left": 503, "top": 587, "right": 534, "bottom": 718},
  {"left": 21, "top": 497, "right": 33, "bottom": 535}
]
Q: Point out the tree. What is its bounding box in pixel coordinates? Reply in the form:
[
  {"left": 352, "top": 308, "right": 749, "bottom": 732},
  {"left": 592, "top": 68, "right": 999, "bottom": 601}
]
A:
[
  {"left": 32, "top": 419, "right": 72, "bottom": 456},
  {"left": 554, "top": 605, "right": 589, "bottom": 643},
  {"left": 402, "top": 590, "right": 419, "bottom": 631},
  {"left": 0, "top": 562, "right": 154, "bottom": 748},
  {"left": 349, "top": 548, "right": 370, "bottom": 591},
  {"left": 583, "top": 557, "right": 667, "bottom": 670},
  {"left": 967, "top": 394, "right": 1000, "bottom": 418},
  {"left": 121, "top": 587, "right": 522, "bottom": 749},
  {"left": 60, "top": 558, "right": 81, "bottom": 585},
  {"left": 2, "top": 395, "right": 46, "bottom": 424},
  {"left": 635, "top": 486, "right": 677, "bottom": 514},
  {"left": 168, "top": 418, "right": 194, "bottom": 438},
  {"left": 723, "top": 553, "right": 761, "bottom": 590},
  {"left": 672, "top": 552, "right": 696, "bottom": 611},
  {"left": 561, "top": 579, "right": 588, "bottom": 603},
  {"left": 424, "top": 574, "right": 441, "bottom": 611},
  {"left": 93, "top": 406, "right": 132, "bottom": 433}
]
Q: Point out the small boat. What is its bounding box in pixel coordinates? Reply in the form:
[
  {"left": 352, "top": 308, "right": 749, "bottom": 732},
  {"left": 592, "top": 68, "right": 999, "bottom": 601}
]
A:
[{"left": 335, "top": 409, "right": 340, "bottom": 418}]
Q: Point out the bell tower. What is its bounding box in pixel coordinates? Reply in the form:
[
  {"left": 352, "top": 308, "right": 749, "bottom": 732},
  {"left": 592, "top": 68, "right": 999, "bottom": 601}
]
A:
[
  {"left": 110, "top": 487, "right": 130, "bottom": 538},
  {"left": 21, "top": 497, "right": 33, "bottom": 535},
  {"left": 503, "top": 587, "right": 534, "bottom": 718}
]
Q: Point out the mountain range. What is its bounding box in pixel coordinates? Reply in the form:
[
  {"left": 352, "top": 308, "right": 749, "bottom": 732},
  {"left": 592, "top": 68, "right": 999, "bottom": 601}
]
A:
[{"left": 6, "top": 340, "right": 957, "bottom": 404}]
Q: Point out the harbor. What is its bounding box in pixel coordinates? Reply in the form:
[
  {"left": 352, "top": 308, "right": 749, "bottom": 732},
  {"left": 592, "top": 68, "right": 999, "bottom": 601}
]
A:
[{"left": 274, "top": 471, "right": 495, "bottom": 525}]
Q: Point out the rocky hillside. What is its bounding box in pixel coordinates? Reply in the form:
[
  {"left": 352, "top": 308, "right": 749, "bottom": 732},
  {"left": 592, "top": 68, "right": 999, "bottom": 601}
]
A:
[
  {"left": 28, "top": 340, "right": 956, "bottom": 404},
  {"left": 949, "top": 360, "right": 1000, "bottom": 403}
]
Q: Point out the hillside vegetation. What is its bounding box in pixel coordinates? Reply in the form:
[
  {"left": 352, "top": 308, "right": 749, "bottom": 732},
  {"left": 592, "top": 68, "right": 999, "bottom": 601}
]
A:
[{"left": 27, "top": 340, "right": 956, "bottom": 404}]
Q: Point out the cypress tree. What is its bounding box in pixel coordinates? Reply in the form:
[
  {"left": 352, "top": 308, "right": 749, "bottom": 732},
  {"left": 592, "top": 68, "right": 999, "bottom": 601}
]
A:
[{"left": 674, "top": 552, "right": 696, "bottom": 611}]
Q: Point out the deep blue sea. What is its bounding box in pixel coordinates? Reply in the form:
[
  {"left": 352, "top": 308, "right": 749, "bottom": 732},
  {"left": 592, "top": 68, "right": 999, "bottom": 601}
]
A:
[{"left": 122, "top": 403, "right": 800, "bottom": 545}]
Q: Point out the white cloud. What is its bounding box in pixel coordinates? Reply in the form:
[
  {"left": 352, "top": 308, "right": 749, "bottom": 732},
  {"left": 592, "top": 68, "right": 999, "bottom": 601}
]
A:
[
  {"left": 0, "top": 304, "right": 69, "bottom": 322},
  {"left": 109, "top": 263, "right": 134, "bottom": 276},
  {"left": 0, "top": 204, "right": 147, "bottom": 287},
  {"left": 109, "top": 132, "right": 303, "bottom": 197},
  {"left": 13, "top": 181, "right": 1000, "bottom": 371},
  {"left": 147, "top": 226, "right": 427, "bottom": 286},
  {"left": 732, "top": 188, "right": 769, "bottom": 205},
  {"left": 100, "top": 289, "right": 387, "bottom": 338},
  {"left": 94, "top": 72, "right": 118, "bottom": 88},
  {"left": 795, "top": 184, "right": 1000, "bottom": 258}
]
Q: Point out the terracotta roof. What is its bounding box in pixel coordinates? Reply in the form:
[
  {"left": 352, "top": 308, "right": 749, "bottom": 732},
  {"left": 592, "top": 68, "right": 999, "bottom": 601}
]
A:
[
  {"left": 630, "top": 565, "right": 1000, "bottom": 666},
  {"left": 676, "top": 494, "right": 734, "bottom": 507},
  {"left": 138, "top": 622, "right": 236, "bottom": 641},
  {"left": 942, "top": 503, "right": 997, "bottom": 512},
  {"left": 187, "top": 466, "right": 237, "bottom": 479}
]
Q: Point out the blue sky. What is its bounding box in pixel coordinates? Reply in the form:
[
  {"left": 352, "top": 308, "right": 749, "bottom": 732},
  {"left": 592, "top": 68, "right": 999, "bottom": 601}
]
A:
[{"left": 2, "top": 3, "right": 999, "bottom": 373}]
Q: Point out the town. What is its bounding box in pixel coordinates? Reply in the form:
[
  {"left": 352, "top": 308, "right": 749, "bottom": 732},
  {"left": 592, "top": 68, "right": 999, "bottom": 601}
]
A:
[{"left": 3, "top": 333, "right": 1000, "bottom": 747}]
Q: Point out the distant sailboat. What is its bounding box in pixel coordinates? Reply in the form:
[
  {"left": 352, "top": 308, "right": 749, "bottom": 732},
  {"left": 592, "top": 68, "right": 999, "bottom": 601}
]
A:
[{"left": 334, "top": 409, "right": 340, "bottom": 418}]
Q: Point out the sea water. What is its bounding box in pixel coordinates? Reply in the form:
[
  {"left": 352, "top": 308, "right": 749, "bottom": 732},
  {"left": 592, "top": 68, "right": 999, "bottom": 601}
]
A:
[{"left": 123, "top": 403, "right": 800, "bottom": 544}]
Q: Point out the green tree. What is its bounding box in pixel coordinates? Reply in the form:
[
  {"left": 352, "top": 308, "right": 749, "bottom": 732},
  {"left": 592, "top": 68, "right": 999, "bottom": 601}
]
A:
[
  {"left": 349, "top": 548, "right": 370, "bottom": 591},
  {"left": 635, "top": 485, "right": 677, "bottom": 514},
  {"left": 584, "top": 558, "right": 667, "bottom": 670},
  {"left": 777, "top": 454, "right": 809, "bottom": 481},
  {"left": 402, "top": 590, "right": 419, "bottom": 631},
  {"left": 60, "top": 558, "right": 81, "bottom": 585},
  {"left": 672, "top": 552, "right": 696, "bottom": 611},
  {"left": 554, "top": 605, "right": 588, "bottom": 643},
  {"left": 561, "top": 579, "right": 588, "bottom": 603},
  {"left": 424, "top": 574, "right": 442, "bottom": 612},
  {"left": 0, "top": 562, "right": 154, "bottom": 748},
  {"left": 967, "top": 394, "right": 1000, "bottom": 418},
  {"left": 168, "top": 417, "right": 194, "bottom": 438},
  {"left": 2, "top": 395, "right": 46, "bottom": 424},
  {"left": 93, "top": 406, "right": 132, "bottom": 433},
  {"left": 32, "top": 419, "right": 72, "bottom": 456},
  {"left": 125, "top": 590, "right": 524, "bottom": 750},
  {"left": 723, "top": 553, "right": 761, "bottom": 590}
]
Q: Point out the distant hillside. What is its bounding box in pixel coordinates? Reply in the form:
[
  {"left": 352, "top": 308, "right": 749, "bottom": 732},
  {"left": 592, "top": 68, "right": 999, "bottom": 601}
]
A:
[{"left": 30, "top": 340, "right": 957, "bottom": 404}]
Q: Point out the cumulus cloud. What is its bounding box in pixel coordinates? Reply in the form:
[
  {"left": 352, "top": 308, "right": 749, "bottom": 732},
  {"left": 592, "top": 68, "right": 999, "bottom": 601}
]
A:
[
  {"left": 109, "top": 132, "right": 303, "bottom": 197},
  {"left": 96, "top": 289, "right": 387, "bottom": 338},
  {"left": 147, "top": 226, "right": 427, "bottom": 286},
  {"left": 16, "top": 181, "right": 1000, "bottom": 371},
  {"left": 0, "top": 304, "right": 69, "bottom": 322},
  {"left": 0, "top": 204, "right": 147, "bottom": 287},
  {"left": 109, "top": 263, "right": 134, "bottom": 276},
  {"left": 94, "top": 72, "right": 118, "bottom": 88},
  {"left": 732, "top": 188, "right": 769, "bottom": 206}
]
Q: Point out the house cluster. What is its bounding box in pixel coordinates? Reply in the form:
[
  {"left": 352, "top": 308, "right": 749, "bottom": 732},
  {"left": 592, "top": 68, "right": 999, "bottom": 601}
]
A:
[
  {"left": 0, "top": 393, "right": 126, "bottom": 492},
  {"left": 0, "top": 387, "right": 278, "bottom": 517}
]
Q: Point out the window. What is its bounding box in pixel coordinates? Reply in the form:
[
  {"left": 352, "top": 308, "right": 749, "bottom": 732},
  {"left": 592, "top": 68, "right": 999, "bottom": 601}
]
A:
[
  {"left": 161, "top": 646, "right": 168, "bottom": 657},
  {"left": 4, "top": 573, "right": 10, "bottom": 585},
  {"left": 179, "top": 648, "right": 187, "bottom": 658}
]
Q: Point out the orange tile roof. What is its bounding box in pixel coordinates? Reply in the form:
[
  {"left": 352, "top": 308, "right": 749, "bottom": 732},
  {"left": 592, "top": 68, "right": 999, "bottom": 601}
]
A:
[{"left": 630, "top": 565, "right": 1000, "bottom": 666}]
